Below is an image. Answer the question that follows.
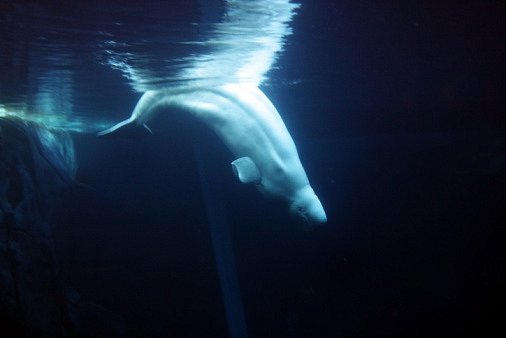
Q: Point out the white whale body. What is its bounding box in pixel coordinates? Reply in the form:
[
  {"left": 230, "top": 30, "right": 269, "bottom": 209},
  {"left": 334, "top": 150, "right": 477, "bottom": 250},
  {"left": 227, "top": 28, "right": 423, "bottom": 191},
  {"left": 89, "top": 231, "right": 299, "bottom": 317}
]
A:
[
  {"left": 99, "top": 83, "right": 327, "bottom": 226},
  {"left": 99, "top": 0, "right": 327, "bottom": 225}
]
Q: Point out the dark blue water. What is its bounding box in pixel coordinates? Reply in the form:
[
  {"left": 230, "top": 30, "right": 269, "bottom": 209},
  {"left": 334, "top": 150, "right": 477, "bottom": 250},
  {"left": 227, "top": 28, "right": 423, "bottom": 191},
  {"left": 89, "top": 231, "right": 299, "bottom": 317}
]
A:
[{"left": 1, "top": 1, "right": 505, "bottom": 337}]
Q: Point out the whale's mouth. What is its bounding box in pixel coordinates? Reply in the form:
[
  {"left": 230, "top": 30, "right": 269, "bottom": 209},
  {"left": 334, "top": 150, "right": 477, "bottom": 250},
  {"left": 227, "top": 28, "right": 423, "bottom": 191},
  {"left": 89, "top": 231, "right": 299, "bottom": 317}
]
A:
[
  {"left": 289, "top": 193, "right": 327, "bottom": 229},
  {"left": 289, "top": 184, "right": 327, "bottom": 227},
  {"left": 303, "top": 207, "right": 327, "bottom": 227}
]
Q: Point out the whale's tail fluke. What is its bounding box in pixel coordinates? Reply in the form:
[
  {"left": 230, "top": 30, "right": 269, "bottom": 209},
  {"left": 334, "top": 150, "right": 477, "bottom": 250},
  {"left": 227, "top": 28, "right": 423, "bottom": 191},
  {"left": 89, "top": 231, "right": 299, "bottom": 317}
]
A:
[{"left": 98, "top": 118, "right": 152, "bottom": 138}]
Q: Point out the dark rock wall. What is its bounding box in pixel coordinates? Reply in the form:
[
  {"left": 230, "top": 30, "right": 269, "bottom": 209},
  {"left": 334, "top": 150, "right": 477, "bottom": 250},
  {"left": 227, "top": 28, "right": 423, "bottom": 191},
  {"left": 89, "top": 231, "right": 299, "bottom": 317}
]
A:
[{"left": 0, "top": 117, "right": 76, "bottom": 337}]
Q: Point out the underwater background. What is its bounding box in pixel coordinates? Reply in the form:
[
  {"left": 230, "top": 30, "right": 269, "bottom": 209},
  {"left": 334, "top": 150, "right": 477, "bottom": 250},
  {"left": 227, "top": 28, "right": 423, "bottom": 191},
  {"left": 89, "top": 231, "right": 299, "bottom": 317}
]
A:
[{"left": 1, "top": 0, "right": 505, "bottom": 337}]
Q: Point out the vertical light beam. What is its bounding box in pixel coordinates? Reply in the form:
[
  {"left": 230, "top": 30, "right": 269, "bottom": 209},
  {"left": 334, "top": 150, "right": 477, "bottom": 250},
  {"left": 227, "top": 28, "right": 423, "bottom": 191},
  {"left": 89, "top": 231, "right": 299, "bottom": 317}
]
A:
[{"left": 195, "top": 144, "right": 249, "bottom": 338}]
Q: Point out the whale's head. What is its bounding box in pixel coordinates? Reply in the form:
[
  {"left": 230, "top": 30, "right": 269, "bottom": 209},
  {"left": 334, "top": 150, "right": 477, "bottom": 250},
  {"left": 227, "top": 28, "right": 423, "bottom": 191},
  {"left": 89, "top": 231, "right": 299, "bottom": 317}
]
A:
[{"left": 289, "top": 185, "right": 327, "bottom": 228}]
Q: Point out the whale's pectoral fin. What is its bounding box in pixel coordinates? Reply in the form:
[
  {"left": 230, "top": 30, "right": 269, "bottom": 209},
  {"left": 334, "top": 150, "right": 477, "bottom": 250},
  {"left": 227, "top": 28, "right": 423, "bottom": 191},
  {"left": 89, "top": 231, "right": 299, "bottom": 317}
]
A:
[
  {"left": 231, "top": 157, "right": 261, "bottom": 184},
  {"left": 97, "top": 118, "right": 152, "bottom": 138}
]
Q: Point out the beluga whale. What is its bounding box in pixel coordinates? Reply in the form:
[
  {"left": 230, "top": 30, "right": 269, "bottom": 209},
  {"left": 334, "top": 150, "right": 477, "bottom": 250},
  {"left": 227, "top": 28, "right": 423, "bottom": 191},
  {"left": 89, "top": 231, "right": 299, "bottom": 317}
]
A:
[{"left": 99, "top": 0, "right": 327, "bottom": 226}]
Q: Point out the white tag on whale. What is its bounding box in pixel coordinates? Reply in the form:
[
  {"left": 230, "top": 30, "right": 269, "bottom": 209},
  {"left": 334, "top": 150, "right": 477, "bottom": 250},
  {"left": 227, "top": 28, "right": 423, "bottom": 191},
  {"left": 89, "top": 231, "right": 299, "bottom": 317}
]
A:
[{"left": 231, "top": 157, "right": 261, "bottom": 184}]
